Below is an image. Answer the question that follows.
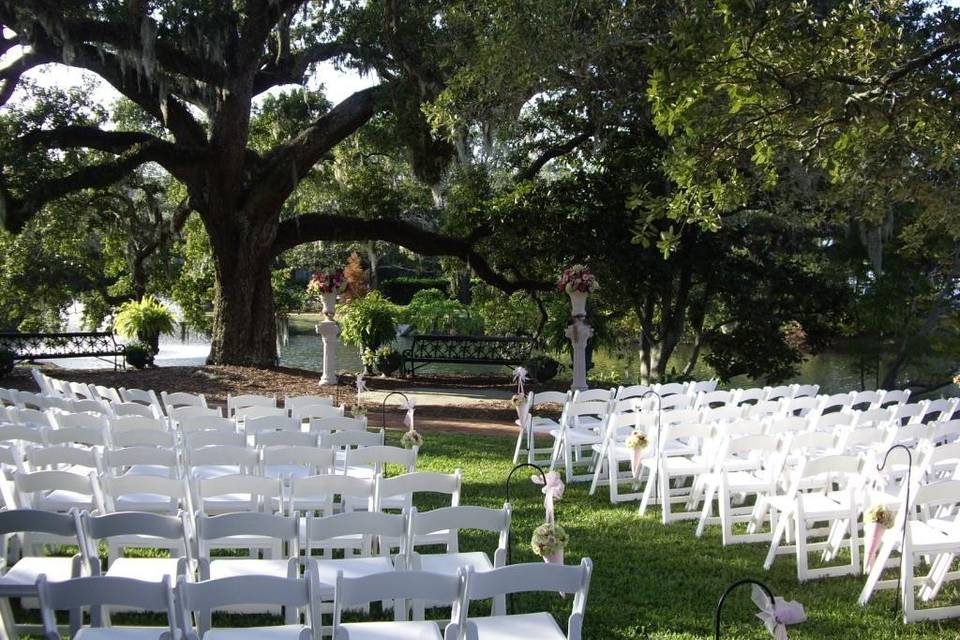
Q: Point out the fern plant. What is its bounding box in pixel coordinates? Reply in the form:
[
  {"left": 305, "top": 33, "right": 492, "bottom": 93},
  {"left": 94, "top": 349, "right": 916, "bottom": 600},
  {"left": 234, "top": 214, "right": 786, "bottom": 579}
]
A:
[{"left": 114, "top": 295, "right": 177, "bottom": 354}]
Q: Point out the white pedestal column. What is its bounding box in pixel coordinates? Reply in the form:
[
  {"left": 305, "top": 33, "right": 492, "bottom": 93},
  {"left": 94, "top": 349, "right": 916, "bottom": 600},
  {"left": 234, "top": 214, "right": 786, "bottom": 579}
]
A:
[
  {"left": 318, "top": 320, "right": 339, "bottom": 386},
  {"left": 566, "top": 290, "right": 593, "bottom": 390}
]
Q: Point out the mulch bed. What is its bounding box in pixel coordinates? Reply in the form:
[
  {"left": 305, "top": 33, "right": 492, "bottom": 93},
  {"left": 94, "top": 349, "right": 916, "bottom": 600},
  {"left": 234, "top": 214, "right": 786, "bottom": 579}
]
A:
[{"left": 1, "top": 364, "right": 561, "bottom": 436}]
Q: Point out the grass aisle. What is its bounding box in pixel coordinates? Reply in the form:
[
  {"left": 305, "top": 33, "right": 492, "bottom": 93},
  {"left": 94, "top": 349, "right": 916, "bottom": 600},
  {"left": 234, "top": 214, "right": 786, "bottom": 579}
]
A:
[{"left": 414, "top": 431, "right": 960, "bottom": 639}]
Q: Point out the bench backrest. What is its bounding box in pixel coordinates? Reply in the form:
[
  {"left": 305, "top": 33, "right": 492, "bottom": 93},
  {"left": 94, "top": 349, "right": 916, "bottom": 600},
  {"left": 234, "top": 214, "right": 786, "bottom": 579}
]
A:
[
  {"left": 408, "top": 334, "right": 535, "bottom": 363},
  {"left": 0, "top": 332, "right": 124, "bottom": 359}
]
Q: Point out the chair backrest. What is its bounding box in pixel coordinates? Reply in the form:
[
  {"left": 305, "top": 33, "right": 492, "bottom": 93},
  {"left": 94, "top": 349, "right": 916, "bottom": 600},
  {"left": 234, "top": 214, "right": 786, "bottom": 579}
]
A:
[
  {"left": 226, "top": 393, "right": 277, "bottom": 417},
  {"left": 853, "top": 408, "right": 893, "bottom": 429},
  {"left": 26, "top": 444, "right": 100, "bottom": 472},
  {"left": 65, "top": 398, "right": 113, "bottom": 416},
  {"left": 733, "top": 387, "right": 766, "bottom": 406},
  {"left": 309, "top": 416, "right": 367, "bottom": 434},
  {"left": 244, "top": 415, "right": 301, "bottom": 437},
  {"left": 792, "top": 384, "right": 820, "bottom": 398},
  {"left": 810, "top": 411, "right": 855, "bottom": 433},
  {"left": 16, "top": 390, "right": 48, "bottom": 410},
  {"left": 702, "top": 405, "right": 744, "bottom": 425},
  {"left": 161, "top": 391, "right": 208, "bottom": 410},
  {"left": 878, "top": 388, "right": 910, "bottom": 407},
  {"left": 304, "top": 510, "right": 406, "bottom": 556},
  {"left": 256, "top": 430, "right": 318, "bottom": 448},
  {"left": 615, "top": 385, "right": 651, "bottom": 401},
  {"left": 101, "top": 445, "right": 179, "bottom": 474},
  {"left": 892, "top": 401, "right": 929, "bottom": 425},
  {"left": 462, "top": 559, "right": 592, "bottom": 625},
  {"left": 196, "top": 473, "right": 282, "bottom": 513},
  {"left": 170, "top": 405, "right": 223, "bottom": 426},
  {"left": 111, "top": 401, "right": 158, "bottom": 419},
  {"left": 184, "top": 431, "right": 245, "bottom": 449},
  {"left": 175, "top": 574, "right": 316, "bottom": 637},
  {"left": 261, "top": 445, "right": 335, "bottom": 475},
  {"left": 765, "top": 415, "right": 807, "bottom": 436},
  {"left": 284, "top": 395, "right": 334, "bottom": 412},
  {"left": 334, "top": 569, "right": 462, "bottom": 634},
  {"left": 817, "top": 392, "right": 855, "bottom": 414},
  {"left": 346, "top": 445, "right": 417, "bottom": 476},
  {"left": 920, "top": 398, "right": 958, "bottom": 423},
  {"left": 45, "top": 425, "right": 106, "bottom": 447},
  {"left": 0, "top": 507, "right": 77, "bottom": 537},
  {"left": 907, "top": 479, "right": 960, "bottom": 516},
  {"left": 293, "top": 403, "right": 345, "bottom": 421},
  {"left": 696, "top": 390, "right": 736, "bottom": 409},
  {"left": 15, "top": 469, "right": 95, "bottom": 509},
  {"left": 67, "top": 382, "right": 96, "bottom": 400},
  {"left": 119, "top": 387, "right": 163, "bottom": 412},
  {"left": 688, "top": 379, "right": 718, "bottom": 395},
  {"left": 376, "top": 470, "right": 461, "bottom": 512},
  {"left": 10, "top": 407, "right": 53, "bottom": 428},
  {"left": 109, "top": 415, "right": 169, "bottom": 434},
  {"left": 572, "top": 388, "right": 614, "bottom": 404},
  {"left": 99, "top": 473, "right": 188, "bottom": 513},
  {"left": 111, "top": 428, "right": 177, "bottom": 448},
  {"left": 764, "top": 385, "right": 795, "bottom": 401},
  {"left": 38, "top": 574, "right": 177, "bottom": 639},
  {"left": 234, "top": 405, "right": 287, "bottom": 422},
  {"left": 94, "top": 385, "right": 123, "bottom": 404},
  {"left": 184, "top": 444, "right": 259, "bottom": 472},
  {"left": 797, "top": 454, "right": 863, "bottom": 484},
  {"left": 849, "top": 390, "right": 885, "bottom": 410},
  {"left": 30, "top": 369, "right": 54, "bottom": 396},
  {"left": 783, "top": 396, "right": 819, "bottom": 417},
  {"left": 289, "top": 474, "right": 375, "bottom": 515},
  {"left": 321, "top": 429, "right": 384, "bottom": 450},
  {"left": 51, "top": 411, "right": 108, "bottom": 431},
  {"left": 653, "top": 382, "right": 687, "bottom": 397},
  {"left": 178, "top": 415, "right": 237, "bottom": 434},
  {"left": 930, "top": 419, "right": 960, "bottom": 446},
  {"left": 0, "top": 423, "right": 48, "bottom": 445},
  {"left": 717, "top": 419, "right": 765, "bottom": 438},
  {"left": 80, "top": 510, "right": 189, "bottom": 563},
  {"left": 530, "top": 391, "right": 569, "bottom": 409},
  {"left": 196, "top": 511, "right": 299, "bottom": 554},
  {"left": 408, "top": 504, "right": 510, "bottom": 558}
]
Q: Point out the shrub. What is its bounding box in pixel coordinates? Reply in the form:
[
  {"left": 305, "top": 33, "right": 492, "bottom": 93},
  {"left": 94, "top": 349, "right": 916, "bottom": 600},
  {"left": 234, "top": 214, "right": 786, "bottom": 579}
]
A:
[
  {"left": 0, "top": 349, "right": 14, "bottom": 377},
  {"left": 401, "top": 289, "right": 483, "bottom": 335},
  {"left": 124, "top": 341, "right": 154, "bottom": 369},
  {"left": 525, "top": 355, "right": 560, "bottom": 382},
  {"left": 114, "top": 295, "right": 177, "bottom": 354},
  {"left": 338, "top": 291, "right": 398, "bottom": 355},
  {"left": 469, "top": 282, "right": 540, "bottom": 336},
  {"left": 375, "top": 346, "right": 403, "bottom": 376},
  {"left": 380, "top": 276, "right": 448, "bottom": 304}
]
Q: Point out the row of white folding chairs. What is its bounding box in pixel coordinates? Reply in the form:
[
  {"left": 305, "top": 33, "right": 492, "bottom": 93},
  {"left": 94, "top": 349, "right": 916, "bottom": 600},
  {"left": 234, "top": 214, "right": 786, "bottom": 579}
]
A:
[
  {"left": 24, "top": 558, "right": 591, "bottom": 640},
  {"left": 1, "top": 502, "right": 531, "bottom": 639}
]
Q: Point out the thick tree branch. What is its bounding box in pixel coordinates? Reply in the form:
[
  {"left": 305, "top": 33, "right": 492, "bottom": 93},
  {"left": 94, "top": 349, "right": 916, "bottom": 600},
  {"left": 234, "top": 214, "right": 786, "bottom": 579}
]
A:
[
  {"left": 516, "top": 132, "right": 592, "bottom": 182},
  {"left": 849, "top": 38, "right": 960, "bottom": 102},
  {"left": 273, "top": 214, "right": 552, "bottom": 293},
  {"left": 253, "top": 41, "right": 362, "bottom": 94},
  {"left": 20, "top": 126, "right": 167, "bottom": 154}
]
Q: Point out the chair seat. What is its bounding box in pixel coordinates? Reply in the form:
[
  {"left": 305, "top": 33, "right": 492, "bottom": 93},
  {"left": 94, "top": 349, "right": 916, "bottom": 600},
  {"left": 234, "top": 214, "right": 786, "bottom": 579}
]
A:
[
  {"left": 0, "top": 556, "right": 75, "bottom": 595},
  {"left": 337, "top": 620, "right": 442, "bottom": 639},
  {"left": 122, "top": 465, "right": 176, "bottom": 478},
  {"left": 909, "top": 521, "right": 960, "bottom": 550},
  {"left": 466, "top": 612, "right": 565, "bottom": 640},
  {"left": 114, "top": 493, "right": 181, "bottom": 512},
  {"left": 35, "top": 490, "right": 94, "bottom": 511},
  {"left": 310, "top": 556, "right": 395, "bottom": 595},
  {"left": 210, "top": 558, "right": 291, "bottom": 579},
  {"left": 191, "top": 465, "right": 242, "bottom": 480},
  {"left": 106, "top": 557, "right": 183, "bottom": 581},
  {"left": 204, "top": 625, "right": 311, "bottom": 640},
  {"left": 530, "top": 417, "right": 559, "bottom": 433},
  {"left": 75, "top": 627, "right": 174, "bottom": 639},
  {"left": 796, "top": 494, "right": 850, "bottom": 518},
  {"left": 549, "top": 429, "right": 601, "bottom": 446},
  {"left": 264, "top": 465, "right": 312, "bottom": 481},
  {"left": 419, "top": 551, "right": 492, "bottom": 576}
]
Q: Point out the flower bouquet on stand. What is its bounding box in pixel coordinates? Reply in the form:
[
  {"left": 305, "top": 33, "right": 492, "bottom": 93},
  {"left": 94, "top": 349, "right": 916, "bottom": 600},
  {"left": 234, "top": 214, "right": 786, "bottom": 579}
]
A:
[
  {"left": 307, "top": 267, "right": 348, "bottom": 318},
  {"left": 556, "top": 265, "right": 599, "bottom": 317},
  {"left": 864, "top": 504, "right": 895, "bottom": 571},
  {"left": 625, "top": 430, "right": 649, "bottom": 488},
  {"left": 530, "top": 522, "right": 569, "bottom": 565},
  {"left": 400, "top": 397, "right": 422, "bottom": 449}
]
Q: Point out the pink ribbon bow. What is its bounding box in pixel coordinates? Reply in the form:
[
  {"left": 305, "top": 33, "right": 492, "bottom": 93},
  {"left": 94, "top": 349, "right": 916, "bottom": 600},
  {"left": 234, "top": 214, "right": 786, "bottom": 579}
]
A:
[
  {"left": 752, "top": 585, "right": 805, "bottom": 639},
  {"left": 355, "top": 373, "right": 368, "bottom": 396},
  {"left": 513, "top": 366, "right": 529, "bottom": 396},
  {"left": 532, "top": 470, "right": 565, "bottom": 524},
  {"left": 403, "top": 397, "right": 416, "bottom": 431}
]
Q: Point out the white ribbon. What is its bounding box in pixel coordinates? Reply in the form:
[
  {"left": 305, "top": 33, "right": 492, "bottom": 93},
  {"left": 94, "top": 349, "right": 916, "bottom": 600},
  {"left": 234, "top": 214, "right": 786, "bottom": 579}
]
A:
[
  {"left": 752, "top": 585, "right": 805, "bottom": 639},
  {"left": 513, "top": 366, "right": 529, "bottom": 396},
  {"left": 355, "top": 373, "right": 368, "bottom": 397},
  {"left": 532, "top": 470, "right": 565, "bottom": 524},
  {"left": 403, "top": 397, "right": 416, "bottom": 431}
]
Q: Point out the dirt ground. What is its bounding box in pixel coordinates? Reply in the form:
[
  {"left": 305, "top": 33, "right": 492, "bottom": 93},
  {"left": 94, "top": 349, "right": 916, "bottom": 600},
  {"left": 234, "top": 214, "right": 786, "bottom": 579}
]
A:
[{"left": 1, "top": 364, "right": 565, "bottom": 436}]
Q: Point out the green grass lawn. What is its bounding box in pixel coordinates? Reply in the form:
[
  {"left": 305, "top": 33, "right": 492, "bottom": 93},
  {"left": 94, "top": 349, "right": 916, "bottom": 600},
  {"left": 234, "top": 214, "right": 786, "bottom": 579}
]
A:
[{"left": 14, "top": 429, "right": 960, "bottom": 639}]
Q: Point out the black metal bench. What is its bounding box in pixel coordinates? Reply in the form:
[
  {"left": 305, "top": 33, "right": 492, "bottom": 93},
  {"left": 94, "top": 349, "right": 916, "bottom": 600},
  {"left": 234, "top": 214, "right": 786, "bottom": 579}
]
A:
[
  {"left": 402, "top": 334, "right": 535, "bottom": 377},
  {"left": 0, "top": 331, "right": 126, "bottom": 370}
]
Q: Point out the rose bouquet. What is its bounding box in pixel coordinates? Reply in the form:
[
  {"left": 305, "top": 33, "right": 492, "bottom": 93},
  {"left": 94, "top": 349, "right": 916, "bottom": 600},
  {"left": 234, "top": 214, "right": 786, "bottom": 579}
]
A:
[
  {"left": 400, "top": 429, "right": 422, "bottom": 449},
  {"left": 556, "top": 265, "right": 599, "bottom": 294},
  {"left": 625, "top": 430, "right": 649, "bottom": 482},
  {"left": 864, "top": 504, "right": 895, "bottom": 571},
  {"left": 306, "top": 267, "right": 347, "bottom": 299},
  {"left": 530, "top": 522, "right": 569, "bottom": 564}
]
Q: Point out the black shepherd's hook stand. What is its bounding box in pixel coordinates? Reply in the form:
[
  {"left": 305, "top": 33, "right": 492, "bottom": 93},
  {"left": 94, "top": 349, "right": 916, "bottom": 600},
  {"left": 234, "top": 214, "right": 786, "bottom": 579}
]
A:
[
  {"left": 504, "top": 462, "right": 547, "bottom": 614},
  {"left": 877, "top": 443, "right": 913, "bottom": 619},
  {"left": 380, "top": 392, "right": 409, "bottom": 431},
  {"left": 637, "top": 389, "right": 662, "bottom": 504},
  {"left": 714, "top": 578, "right": 775, "bottom": 639}
]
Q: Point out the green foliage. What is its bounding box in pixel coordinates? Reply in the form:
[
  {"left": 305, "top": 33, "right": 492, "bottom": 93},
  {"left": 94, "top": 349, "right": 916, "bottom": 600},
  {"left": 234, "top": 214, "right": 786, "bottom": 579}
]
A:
[
  {"left": 524, "top": 355, "right": 559, "bottom": 383},
  {"left": 401, "top": 289, "right": 483, "bottom": 335},
  {"left": 338, "top": 291, "right": 399, "bottom": 353},
  {"left": 114, "top": 296, "right": 177, "bottom": 353},
  {"left": 170, "top": 216, "right": 215, "bottom": 335},
  {"left": 468, "top": 283, "right": 540, "bottom": 336},
  {"left": 0, "top": 349, "right": 15, "bottom": 377},
  {"left": 272, "top": 268, "right": 306, "bottom": 317},
  {"left": 380, "top": 277, "right": 449, "bottom": 305},
  {"left": 374, "top": 346, "right": 403, "bottom": 377},
  {"left": 123, "top": 342, "right": 154, "bottom": 369}
]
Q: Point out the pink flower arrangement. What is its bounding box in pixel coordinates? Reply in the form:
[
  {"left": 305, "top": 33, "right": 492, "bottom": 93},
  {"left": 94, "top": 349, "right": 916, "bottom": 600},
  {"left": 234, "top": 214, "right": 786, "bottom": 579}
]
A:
[
  {"left": 307, "top": 267, "right": 347, "bottom": 298},
  {"left": 556, "top": 264, "right": 599, "bottom": 294}
]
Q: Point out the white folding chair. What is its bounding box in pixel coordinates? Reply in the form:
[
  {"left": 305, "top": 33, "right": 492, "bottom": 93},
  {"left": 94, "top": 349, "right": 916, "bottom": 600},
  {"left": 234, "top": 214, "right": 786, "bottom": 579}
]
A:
[
  {"left": 15, "top": 469, "right": 98, "bottom": 512},
  {"left": 245, "top": 416, "right": 303, "bottom": 443},
  {"left": 93, "top": 385, "right": 124, "bottom": 405},
  {"left": 194, "top": 473, "right": 282, "bottom": 514},
  {"left": 37, "top": 574, "right": 177, "bottom": 640},
  {"left": 262, "top": 445, "right": 334, "bottom": 482},
  {"left": 168, "top": 405, "right": 222, "bottom": 429},
  {"left": 376, "top": 471, "right": 462, "bottom": 547},
  {"left": 110, "top": 429, "right": 178, "bottom": 449},
  {"left": 0, "top": 509, "right": 84, "bottom": 637},
  {"left": 549, "top": 400, "right": 609, "bottom": 483},
  {"left": 119, "top": 387, "right": 165, "bottom": 416},
  {"left": 345, "top": 445, "right": 417, "bottom": 480},
  {"left": 161, "top": 391, "right": 208, "bottom": 412},
  {"left": 227, "top": 393, "right": 277, "bottom": 418},
  {"left": 98, "top": 472, "right": 189, "bottom": 514},
  {"left": 235, "top": 405, "right": 288, "bottom": 422},
  {"left": 638, "top": 421, "right": 714, "bottom": 523},
  {"left": 184, "top": 443, "right": 258, "bottom": 480},
  {"left": 294, "top": 404, "right": 346, "bottom": 423},
  {"left": 878, "top": 389, "right": 910, "bottom": 408},
  {"left": 79, "top": 510, "right": 192, "bottom": 585},
  {"left": 288, "top": 474, "right": 375, "bottom": 517},
  {"left": 406, "top": 504, "right": 510, "bottom": 581},
  {"left": 333, "top": 569, "right": 463, "bottom": 639},
  {"left": 111, "top": 402, "right": 157, "bottom": 419},
  {"left": 762, "top": 454, "right": 864, "bottom": 581},
  {"left": 459, "top": 559, "right": 593, "bottom": 640},
  {"left": 256, "top": 431, "right": 318, "bottom": 449},
  {"left": 176, "top": 573, "right": 319, "bottom": 640},
  {"left": 285, "top": 395, "right": 334, "bottom": 416},
  {"left": 196, "top": 511, "right": 299, "bottom": 582},
  {"left": 514, "top": 391, "right": 568, "bottom": 466}
]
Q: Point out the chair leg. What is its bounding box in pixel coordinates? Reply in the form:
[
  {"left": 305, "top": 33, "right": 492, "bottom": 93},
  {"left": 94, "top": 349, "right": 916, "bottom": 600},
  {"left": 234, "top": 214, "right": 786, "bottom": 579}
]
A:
[
  {"left": 901, "top": 542, "right": 915, "bottom": 623},
  {"left": 638, "top": 465, "right": 657, "bottom": 516},
  {"left": 0, "top": 597, "right": 18, "bottom": 640},
  {"left": 512, "top": 426, "right": 525, "bottom": 464},
  {"left": 763, "top": 508, "right": 790, "bottom": 571},
  {"left": 695, "top": 482, "right": 716, "bottom": 538},
  {"left": 659, "top": 467, "right": 672, "bottom": 524},
  {"left": 795, "top": 513, "right": 809, "bottom": 582}
]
